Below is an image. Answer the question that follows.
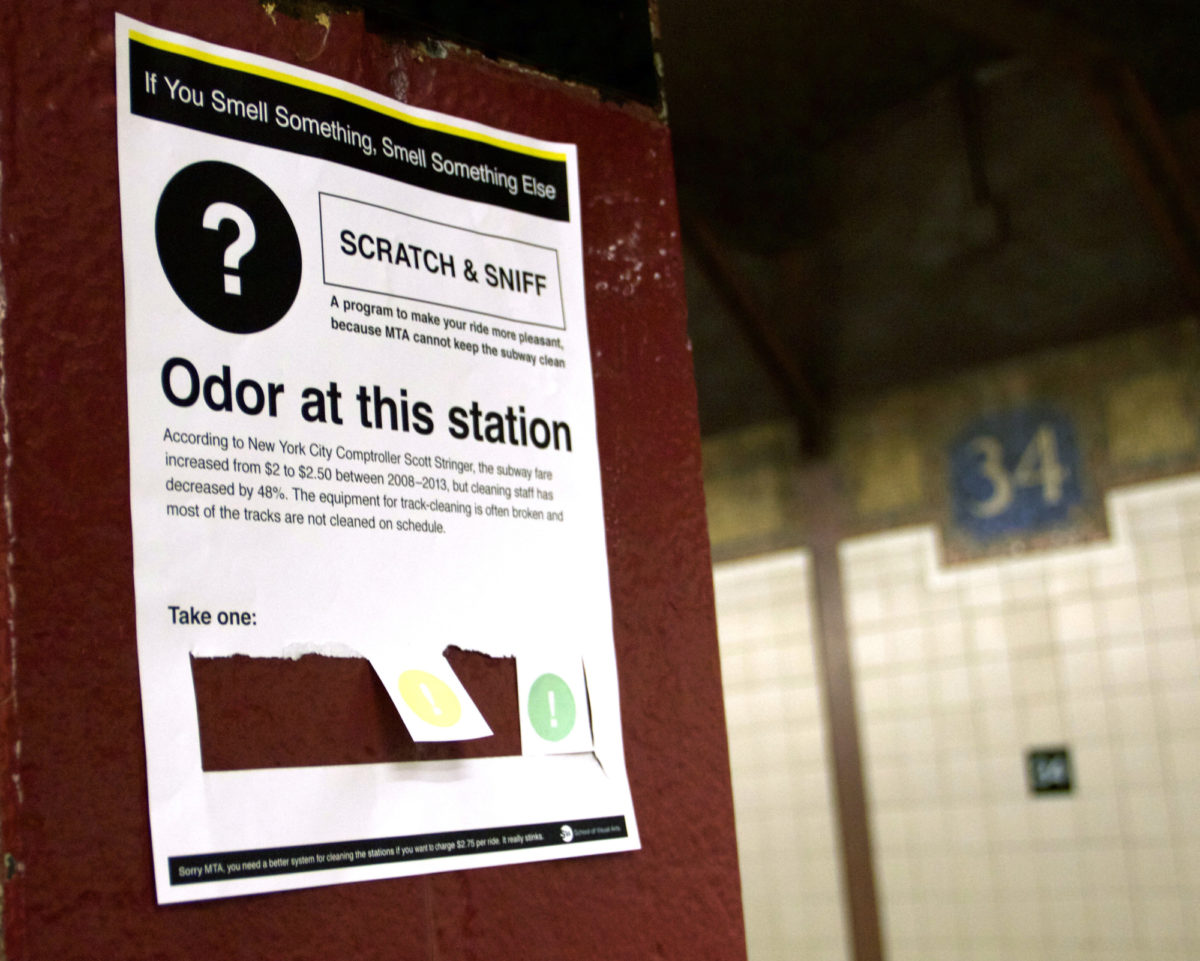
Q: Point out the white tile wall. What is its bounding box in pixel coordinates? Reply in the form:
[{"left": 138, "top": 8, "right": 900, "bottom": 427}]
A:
[
  {"left": 713, "top": 551, "right": 851, "bottom": 961},
  {"left": 842, "top": 475, "right": 1200, "bottom": 961}
]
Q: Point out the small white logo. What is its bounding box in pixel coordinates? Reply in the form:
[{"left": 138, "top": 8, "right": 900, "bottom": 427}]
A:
[{"left": 560, "top": 824, "right": 574, "bottom": 843}]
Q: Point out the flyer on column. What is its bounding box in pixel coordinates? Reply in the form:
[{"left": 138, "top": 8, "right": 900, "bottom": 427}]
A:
[{"left": 115, "top": 14, "right": 638, "bottom": 903}]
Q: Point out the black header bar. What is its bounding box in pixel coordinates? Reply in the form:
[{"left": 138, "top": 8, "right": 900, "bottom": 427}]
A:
[{"left": 128, "top": 37, "right": 570, "bottom": 221}]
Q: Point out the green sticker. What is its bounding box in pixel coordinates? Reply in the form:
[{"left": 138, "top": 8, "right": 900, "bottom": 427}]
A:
[{"left": 528, "top": 673, "right": 576, "bottom": 741}]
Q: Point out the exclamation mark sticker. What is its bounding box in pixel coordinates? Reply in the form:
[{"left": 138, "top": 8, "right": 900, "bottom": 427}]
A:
[
  {"left": 528, "top": 673, "right": 574, "bottom": 742},
  {"left": 398, "top": 670, "right": 462, "bottom": 728},
  {"left": 419, "top": 682, "right": 443, "bottom": 717}
]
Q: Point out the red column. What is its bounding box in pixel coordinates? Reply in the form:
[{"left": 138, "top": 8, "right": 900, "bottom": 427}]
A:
[{"left": 0, "top": 4, "right": 746, "bottom": 959}]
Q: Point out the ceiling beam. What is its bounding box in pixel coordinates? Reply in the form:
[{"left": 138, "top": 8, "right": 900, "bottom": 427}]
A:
[
  {"left": 901, "top": 0, "right": 1200, "bottom": 307},
  {"left": 682, "top": 212, "right": 828, "bottom": 455},
  {"left": 897, "top": 0, "right": 1111, "bottom": 68},
  {"left": 1087, "top": 63, "right": 1200, "bottom": 306}
]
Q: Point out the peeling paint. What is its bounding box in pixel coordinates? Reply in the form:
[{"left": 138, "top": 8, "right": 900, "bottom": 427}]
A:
[
  {"left": 262, "top": 1, "right": 354, "bottom": 23},
  {"left": 417, "top": 39, "right": 447, "bottom": 60},
  {"left": 388, "top": 47, "right": 409, "bottom": 103},
  {"left": 264, "top": 4, "right": 335, "bottom": 63},
  {"left": 0, "top": 152, "right": 18, "bottom": 961}
]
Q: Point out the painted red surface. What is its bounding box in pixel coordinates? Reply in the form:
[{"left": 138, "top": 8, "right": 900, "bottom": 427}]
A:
[
  {"left": 0, "top": 4, "right": 746, "bottom": 959},
  {"left": 192, "top": 649, "right": 523, "bottom": 769}
]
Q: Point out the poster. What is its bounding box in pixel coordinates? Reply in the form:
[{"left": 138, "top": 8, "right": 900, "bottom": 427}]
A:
[{"left": 115, "top": 14, "right": 638, "bottom": 903}]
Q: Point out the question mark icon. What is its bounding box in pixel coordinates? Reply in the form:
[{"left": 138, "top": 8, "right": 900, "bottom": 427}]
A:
[
  {"left": 202, "top": 202, "right": 256, "bottom": 296},
  {"left": 157, "top": 161, "right": 300, "bottom": 333}
]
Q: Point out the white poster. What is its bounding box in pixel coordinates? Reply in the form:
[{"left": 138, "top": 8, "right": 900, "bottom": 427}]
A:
[{"left": 115, "top": 14, "right": 638, "bottom": 904}]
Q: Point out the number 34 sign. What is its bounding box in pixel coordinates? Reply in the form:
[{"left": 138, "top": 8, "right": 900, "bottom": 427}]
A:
[{"left": 950, "top": 407, "right": 1084, "bottom": 542}]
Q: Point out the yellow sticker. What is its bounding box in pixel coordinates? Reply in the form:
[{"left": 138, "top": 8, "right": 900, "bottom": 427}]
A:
[{"left": 398, "top": 670, "right": 462, "bottom": 727}]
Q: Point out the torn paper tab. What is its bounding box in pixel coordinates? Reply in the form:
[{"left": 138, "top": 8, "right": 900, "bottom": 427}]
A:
[{"left": 366, "top": 650, "right": 492, "bottom": 742}]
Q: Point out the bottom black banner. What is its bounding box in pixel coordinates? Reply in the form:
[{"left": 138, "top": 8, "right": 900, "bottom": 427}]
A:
[{"left": 169, "top": 815, "right": 627, "bottom": 884}]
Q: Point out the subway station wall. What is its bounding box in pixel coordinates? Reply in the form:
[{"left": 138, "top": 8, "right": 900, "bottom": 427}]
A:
[
  {"left": 714, "top": 482, "right": 1200, "bottom": 961},
  {"left": 713, "top": 552, "right": 851, "bottom": 961},
  {"left": 705, "top": 318, "right": 1200, "bottom": 960},
  {"left": 0, "top": 4, "right": 747, "bottom": 959},
  {"left": 845, "top": 478, "right": 1200, "bottom": 961}
]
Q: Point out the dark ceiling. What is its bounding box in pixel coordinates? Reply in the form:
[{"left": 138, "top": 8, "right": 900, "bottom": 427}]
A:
[
  {"left": 655, "top": 0, "right": 1200, "bottom": 446},
  {"left": 360, "top": 0, "right": 1200, "bottom": 448}
]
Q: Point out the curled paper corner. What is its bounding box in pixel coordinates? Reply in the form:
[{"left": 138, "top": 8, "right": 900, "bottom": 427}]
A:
[
  {"left": 187, "top": 643, "right": 249, "bottom": 660},
  {"left": 280, "top": 641, "right": 362, "bottom": 660},
  {"left": 442, "top": 641, "right": 518, "bottom": 661},
  {"left": 188, "top": 639, "right": 363, "bottom": 660},
  {"left": 587, "top": 749, "right": 611, "bottom": 779},
  {"left": 578, "top": 657, "right": 616, "bottom": 778}
]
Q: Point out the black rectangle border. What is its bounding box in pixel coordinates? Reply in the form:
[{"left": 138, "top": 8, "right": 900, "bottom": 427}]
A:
[{"left": 318, "top": 191, "right": 567, "bottom": 330}]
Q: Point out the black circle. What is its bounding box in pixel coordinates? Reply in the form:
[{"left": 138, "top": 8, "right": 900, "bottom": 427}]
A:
[{"left": 155, "top": 161, "right": 301, "bottom": 334}]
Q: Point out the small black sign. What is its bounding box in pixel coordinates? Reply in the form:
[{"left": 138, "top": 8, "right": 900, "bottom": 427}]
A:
[{"left": 1028, "top": 747, "right": 1072, "bottom": 794}]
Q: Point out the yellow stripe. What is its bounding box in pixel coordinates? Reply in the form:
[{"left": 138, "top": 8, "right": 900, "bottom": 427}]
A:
[{"left": 129, "top": 29, "right": 568, "bottom": 163}]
